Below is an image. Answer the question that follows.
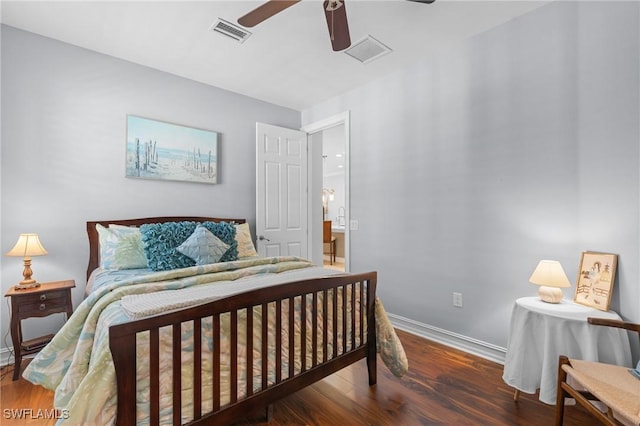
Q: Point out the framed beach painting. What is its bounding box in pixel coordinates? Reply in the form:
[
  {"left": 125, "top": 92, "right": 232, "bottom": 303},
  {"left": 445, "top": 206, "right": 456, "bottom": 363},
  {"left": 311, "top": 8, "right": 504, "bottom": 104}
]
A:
[
  {"left": 574, "top": 251, "right": 617, "bottom": 311},
  {"left": 126, "top": 115, "right": 219, "bottom": 184}
]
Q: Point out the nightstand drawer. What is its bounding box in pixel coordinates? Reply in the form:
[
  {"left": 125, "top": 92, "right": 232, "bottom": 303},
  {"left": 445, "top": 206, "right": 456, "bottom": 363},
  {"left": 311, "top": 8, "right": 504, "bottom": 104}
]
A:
[{"left": 17, "top": 290, "right": 69, "bottom": 315}]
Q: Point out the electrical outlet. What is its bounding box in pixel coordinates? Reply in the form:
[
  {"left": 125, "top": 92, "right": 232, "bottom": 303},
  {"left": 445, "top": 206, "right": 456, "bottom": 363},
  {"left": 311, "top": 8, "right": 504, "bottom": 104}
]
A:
[{"left": 453, "top": 292, "right": 463, "bottom": 308}]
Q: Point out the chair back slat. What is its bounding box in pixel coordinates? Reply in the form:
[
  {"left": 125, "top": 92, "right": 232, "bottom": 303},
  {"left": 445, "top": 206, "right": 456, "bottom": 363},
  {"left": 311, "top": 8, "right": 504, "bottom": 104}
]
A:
[
  {"left": 588, "top": 317, "right": 640, "bottom": 335},
  {"left": 323, "top": 221, "right": 332, "bottom": 243}
]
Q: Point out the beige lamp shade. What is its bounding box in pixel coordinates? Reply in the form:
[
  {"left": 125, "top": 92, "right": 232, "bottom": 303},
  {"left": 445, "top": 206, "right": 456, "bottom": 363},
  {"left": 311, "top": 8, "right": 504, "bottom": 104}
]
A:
[
  {"left": 6, "top": 234, "right": 48, "bottom": 258},
  {"left": 6, "top": 233, "right": 48, "bottom": 289},
  {"left": 529, "top": 260, "right": 571, "bottom": 303}
]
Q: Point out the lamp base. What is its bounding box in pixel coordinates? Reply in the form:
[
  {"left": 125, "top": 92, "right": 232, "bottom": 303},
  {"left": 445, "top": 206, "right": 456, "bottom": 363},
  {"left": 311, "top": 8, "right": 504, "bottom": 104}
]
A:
[
  {"left": 538, "top": 286, "right": 563, "bottom": 303},
  {"left": 14, "top": 281, "right": 41, "bottom": 290}
]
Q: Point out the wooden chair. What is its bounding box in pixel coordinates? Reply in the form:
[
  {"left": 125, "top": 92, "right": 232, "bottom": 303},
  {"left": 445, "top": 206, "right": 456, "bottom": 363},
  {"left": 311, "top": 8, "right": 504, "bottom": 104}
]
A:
[
  {"left": 323, "top": 220, "right": 336, "bottom": 265},
  {"left": 555, "top": 317, "right": 640, "bottom": 426}
]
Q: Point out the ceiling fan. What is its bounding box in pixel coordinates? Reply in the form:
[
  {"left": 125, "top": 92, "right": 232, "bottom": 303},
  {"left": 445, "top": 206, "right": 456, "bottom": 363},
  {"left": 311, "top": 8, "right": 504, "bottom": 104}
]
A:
[{"left": 238, "top": 0, "right": 435, "bottom": 52}]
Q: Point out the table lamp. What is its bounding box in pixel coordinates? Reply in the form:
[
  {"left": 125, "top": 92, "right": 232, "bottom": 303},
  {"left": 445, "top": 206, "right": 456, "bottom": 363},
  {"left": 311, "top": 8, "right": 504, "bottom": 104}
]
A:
[
  {"left": 529, "top": 260, "right": 571, "bottom": 303},
  {"left": 6, "top": 233, "right": 48, "bottom": 290}
]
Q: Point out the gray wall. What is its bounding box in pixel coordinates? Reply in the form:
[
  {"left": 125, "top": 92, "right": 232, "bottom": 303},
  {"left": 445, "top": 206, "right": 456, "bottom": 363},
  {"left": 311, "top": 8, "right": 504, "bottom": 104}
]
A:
[
  {"left": 303, "top": 1, "right": 640, "bottom": 352},
  {"left": 2, "top": 0, "right": 639, "bottom": 364},
  {"left": 0, "top": 26, "right": 300, "bottom": 350}
]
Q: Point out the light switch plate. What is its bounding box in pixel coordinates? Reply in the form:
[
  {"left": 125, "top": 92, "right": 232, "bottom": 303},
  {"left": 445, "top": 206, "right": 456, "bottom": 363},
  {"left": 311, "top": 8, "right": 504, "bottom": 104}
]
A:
[
  {"left": 350, "top": 219, "right": 359, "bottom": 230},
  {"left": 453, "top": 292, "right": 463, "bottom": 308}
]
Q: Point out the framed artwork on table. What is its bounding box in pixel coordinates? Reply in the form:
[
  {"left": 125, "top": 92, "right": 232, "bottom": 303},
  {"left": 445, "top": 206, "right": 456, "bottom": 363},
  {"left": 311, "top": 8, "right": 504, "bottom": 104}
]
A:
[
  {"left": 574, "top": 251, "right": 617, "bottom": 311},
  {"left": 126, "top": 115, "right": 219, "bottom": 184}
]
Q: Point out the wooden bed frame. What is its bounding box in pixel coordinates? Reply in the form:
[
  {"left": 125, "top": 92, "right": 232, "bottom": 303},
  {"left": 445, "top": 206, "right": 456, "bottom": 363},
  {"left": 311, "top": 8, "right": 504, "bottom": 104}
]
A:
[{"left": 87, "top": 217, "right": 377, "bottom": 425}]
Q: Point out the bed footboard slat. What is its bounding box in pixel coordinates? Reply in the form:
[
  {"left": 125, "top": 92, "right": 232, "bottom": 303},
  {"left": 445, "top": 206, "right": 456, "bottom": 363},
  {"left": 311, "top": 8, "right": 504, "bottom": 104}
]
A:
[
  {"left": 366, "top": 282, "right": 377, "bottom": 386},
  {"left": 300, "top": 294, "right": 307, "bottom": 372},
  {"left": 193, "top": 318, "right": 202, "bottom": 420},
  {"left": 351, "top": 283, "right": 356, "bottom": 350},
  {"left": 275, "top": 300, "right": 282, "bottom": 383},
  {"left": 172, "top": 323, "right": 182, "bottom": 425},
  {"left": 342, "top": 286, "right": 347, "bottom": 353},
  {"left": 212, "top": 314, "right": 220, "bottom": 412},
  {"left": 322, "top": 289, "right": 328, "bottom": 363},
  {"left": 246, "top": 307, "right": 254, "bottom": 397},
  {"left": 332, "top": 288, "right": 338, "bottom": 359},
  {"left": 150, "top": 328, "right": 160, "bottom": 424},
  {"left": 359, "top": 282, "right": 364, "bottom": 348},
  {"left": 261, "top": 302, "right": 268, "bottom": 391},
  {"left": 312, "top": 292, "right": 318, "bottom": 368},
  {"left": 288, "top": 296, "right": 295, "bottom": 379},
  {"left": 230, "top": 311, "right": 238, "bottom": 404}
]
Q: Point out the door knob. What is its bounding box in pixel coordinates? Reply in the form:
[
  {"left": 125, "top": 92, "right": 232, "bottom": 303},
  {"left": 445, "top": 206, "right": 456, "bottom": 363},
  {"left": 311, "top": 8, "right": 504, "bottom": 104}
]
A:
[{"left": 258, "top": 235, "right": 270, "bottom": 242}]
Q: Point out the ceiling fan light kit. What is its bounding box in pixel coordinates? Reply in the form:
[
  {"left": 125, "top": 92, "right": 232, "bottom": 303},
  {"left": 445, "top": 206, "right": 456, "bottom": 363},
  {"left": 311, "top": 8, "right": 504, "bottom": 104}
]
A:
[
  {"left": 323, "top": 0, "right": 351, "bottom": 51},
  {"left": 237, "top": 0, "right": 352, "bottom": 52}
]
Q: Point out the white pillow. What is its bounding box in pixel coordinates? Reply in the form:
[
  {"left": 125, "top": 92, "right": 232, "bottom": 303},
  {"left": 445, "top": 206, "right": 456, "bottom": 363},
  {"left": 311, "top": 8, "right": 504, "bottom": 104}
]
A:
[
  {"left": 235, "top": 223, "right": 258, "bottom": 258},
  {"left": 96, "top": 224, "right": 147, "bottom": 270}
]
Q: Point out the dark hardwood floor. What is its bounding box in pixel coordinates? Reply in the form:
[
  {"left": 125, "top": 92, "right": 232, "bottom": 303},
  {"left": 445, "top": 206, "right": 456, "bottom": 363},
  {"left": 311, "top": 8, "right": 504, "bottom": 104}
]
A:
[{"left": 1, "top": 329, "right": 599, "bottom": 425}]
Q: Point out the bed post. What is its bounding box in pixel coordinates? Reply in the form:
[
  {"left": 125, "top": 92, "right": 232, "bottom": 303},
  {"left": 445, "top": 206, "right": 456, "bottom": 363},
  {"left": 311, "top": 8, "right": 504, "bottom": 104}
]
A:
[
  {"left": 110, "top": 326, "right": 137, "bottom": 425},
  {"left": 86, "top": 221, "right": 100, "bottom": 282},
  {"left": 366, "top": 276, "right": 377, "bottom": 386}
]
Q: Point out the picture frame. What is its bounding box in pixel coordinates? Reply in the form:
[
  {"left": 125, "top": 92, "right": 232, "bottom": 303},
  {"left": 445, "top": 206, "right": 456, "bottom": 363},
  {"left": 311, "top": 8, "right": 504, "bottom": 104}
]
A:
[
  {"left": 574, "top": 251, "right": 617, "bottom": 311},
  {"left": 126, "top": 115, "right": 219, "bottom": 184}
]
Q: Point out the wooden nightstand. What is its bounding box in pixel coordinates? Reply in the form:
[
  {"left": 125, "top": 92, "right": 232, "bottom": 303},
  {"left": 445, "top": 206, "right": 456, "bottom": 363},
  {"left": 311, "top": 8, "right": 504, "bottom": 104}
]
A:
[{"left": 4, "top": 280, "right": 75, "bottom": 380}]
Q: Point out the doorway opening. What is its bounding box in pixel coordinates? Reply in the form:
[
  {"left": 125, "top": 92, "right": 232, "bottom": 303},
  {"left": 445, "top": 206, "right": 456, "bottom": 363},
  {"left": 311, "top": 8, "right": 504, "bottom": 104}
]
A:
[
  {"left": 302, "top": 112, "right": 350, "bottom": 272},
  {"left": 321, "top": 125, "right": 346, "bottom": 271}
]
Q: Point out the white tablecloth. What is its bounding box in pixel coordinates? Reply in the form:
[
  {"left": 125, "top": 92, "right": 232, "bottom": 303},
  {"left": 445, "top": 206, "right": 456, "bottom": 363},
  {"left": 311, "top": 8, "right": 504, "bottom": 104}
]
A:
[{"left": 502, "top": 297, "right": 632, "bottom": 404}]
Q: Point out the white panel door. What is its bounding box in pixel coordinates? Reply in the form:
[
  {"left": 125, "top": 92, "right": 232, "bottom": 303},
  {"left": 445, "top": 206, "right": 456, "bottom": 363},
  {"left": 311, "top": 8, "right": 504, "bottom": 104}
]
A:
[{"left": 256, "top": 123, "right": 308, "bottom": 258}]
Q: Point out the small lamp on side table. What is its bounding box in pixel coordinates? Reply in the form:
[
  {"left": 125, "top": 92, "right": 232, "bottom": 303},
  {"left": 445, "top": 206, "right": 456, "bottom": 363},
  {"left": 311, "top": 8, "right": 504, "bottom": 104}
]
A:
[
  {"left": 6, "top": 233, "right": 48, "bottom": 290},
  {"left": 529, "top": 260, "right": 571, "bottom": 303}
]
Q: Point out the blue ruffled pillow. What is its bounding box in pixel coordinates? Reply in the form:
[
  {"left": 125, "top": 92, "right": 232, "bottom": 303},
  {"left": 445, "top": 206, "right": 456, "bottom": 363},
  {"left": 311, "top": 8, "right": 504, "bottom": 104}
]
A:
[{"left": 140, "top": 221, "right": 238, "bottom": 271}]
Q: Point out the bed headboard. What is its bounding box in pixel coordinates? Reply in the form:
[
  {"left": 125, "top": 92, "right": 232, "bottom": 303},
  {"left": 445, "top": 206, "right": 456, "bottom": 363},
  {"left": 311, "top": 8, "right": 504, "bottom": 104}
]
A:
[{"left": 86, "top": 216, "right": 247, "bottom": 281}]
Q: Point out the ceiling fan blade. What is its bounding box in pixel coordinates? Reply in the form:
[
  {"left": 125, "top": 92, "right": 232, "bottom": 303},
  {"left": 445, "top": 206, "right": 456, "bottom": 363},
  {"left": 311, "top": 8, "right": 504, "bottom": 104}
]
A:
[
  {"left": 323, "top": 0, "right": 351, "bottom": 51},
  {"left": 238, "top": 0, "right": 301, "bottom": 28}
]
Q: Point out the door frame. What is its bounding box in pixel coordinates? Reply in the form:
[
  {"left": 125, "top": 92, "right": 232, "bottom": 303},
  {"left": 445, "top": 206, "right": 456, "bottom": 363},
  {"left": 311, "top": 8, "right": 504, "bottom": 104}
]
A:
[{"left": 302, "top": 111, "right": 351, "bottom": 272}]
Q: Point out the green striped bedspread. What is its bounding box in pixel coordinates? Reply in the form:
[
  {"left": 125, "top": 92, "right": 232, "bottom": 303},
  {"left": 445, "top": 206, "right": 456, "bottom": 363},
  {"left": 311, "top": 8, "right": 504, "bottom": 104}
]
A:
[{"left": 23, "top": 256, "right": 407, "bottom": 425}]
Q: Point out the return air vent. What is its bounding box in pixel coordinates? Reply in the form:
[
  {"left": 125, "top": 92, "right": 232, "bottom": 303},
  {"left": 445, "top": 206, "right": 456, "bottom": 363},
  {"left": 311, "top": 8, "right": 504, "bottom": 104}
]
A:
[
  {"left": 210, "top": 18, "right": 251, "bottom": 43},
  {"left": 344, "top": 35, "right": 392, "bottom": 64}
]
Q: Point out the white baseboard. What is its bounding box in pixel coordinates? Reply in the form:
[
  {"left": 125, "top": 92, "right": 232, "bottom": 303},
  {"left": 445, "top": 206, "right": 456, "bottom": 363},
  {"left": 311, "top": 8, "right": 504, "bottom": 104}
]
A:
[{"left": 387, "top": 312, "right": 507, "bottom": 365}]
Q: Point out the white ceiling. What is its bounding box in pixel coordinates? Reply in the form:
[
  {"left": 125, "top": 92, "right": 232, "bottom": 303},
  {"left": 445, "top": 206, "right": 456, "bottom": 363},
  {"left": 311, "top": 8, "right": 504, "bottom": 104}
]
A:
[{"left": 1, "top": 0, "right": 547, "bottom": 111}]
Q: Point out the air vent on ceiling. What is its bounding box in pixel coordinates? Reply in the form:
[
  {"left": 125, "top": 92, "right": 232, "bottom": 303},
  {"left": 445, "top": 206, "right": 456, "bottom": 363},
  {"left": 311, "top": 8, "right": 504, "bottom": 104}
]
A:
[
  {"left": 344, "top": 35, "right": 392, "bottom": 64},
  {"left": 210, "top": 18, "right": 251, "bottom": 43}
]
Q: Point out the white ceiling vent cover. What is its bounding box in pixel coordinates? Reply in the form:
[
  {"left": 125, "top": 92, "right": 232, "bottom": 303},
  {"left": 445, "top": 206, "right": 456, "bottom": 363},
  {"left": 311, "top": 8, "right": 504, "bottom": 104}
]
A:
[
  {"left": 210, "top": 19, "right": 251, "bottom": 43},
  {"left": 344, "top": 35, "right": 392, "bottom": 64}
]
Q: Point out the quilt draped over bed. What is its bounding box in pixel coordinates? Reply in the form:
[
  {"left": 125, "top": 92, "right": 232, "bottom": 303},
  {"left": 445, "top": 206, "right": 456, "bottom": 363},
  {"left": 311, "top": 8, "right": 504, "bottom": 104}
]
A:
[{"left": 23, "top": 256, "right": 406, "bottom": 425}]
